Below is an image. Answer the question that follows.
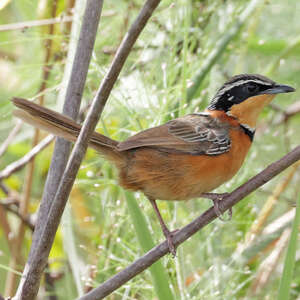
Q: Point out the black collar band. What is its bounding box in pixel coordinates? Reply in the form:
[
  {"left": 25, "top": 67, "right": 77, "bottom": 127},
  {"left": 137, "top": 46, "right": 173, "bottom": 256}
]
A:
[{"left": 240, "top": 124, "right": 255, "bottom": 141}]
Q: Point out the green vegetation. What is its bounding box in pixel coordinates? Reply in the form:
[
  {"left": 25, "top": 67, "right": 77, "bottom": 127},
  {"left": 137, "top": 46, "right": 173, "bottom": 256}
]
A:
[{"left": 0, "top": 0, "right": 299, "bottom": 299}]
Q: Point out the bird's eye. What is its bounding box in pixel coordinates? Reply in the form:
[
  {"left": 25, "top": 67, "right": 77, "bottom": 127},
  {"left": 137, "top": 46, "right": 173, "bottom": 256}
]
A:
[{"left": 245, "top": 83, "right": 259, "bottom": 94}]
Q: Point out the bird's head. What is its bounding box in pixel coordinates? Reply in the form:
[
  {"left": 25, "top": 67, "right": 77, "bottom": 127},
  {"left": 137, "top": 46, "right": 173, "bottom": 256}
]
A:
[{"left": 207, "top": 74, "right": 295, "bottom": 128}]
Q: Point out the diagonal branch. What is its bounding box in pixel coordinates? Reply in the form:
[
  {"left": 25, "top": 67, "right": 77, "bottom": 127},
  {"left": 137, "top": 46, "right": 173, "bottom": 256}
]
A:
[
  {"left": 78, "top": 144, "right": 300, "bottom": 300},
  {"left": 0, "top": 135, "right": 54, "bottom": 180},
  {"left": 0, "top": 199, "right": 35, "bottom": 231},
  {"left": 0, "top": 120, "right": 22, "bottom": 158}
]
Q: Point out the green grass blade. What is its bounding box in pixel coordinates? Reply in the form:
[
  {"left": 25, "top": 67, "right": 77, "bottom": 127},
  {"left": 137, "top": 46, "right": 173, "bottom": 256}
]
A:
[
  {"left": 277, "top": 193, "right": 300, "bottom": 300},
  {"left": 0, "top": 264, "right": 22, "bottom": 276},
  {"left": 124, "top": 191, "right": 174, "bottom": 300},
  {"left": 186, "top": 0, "right": 263, "bottom": 101},
  {"left": 62, "top": 203, "right": 84, "bottom": 296}
]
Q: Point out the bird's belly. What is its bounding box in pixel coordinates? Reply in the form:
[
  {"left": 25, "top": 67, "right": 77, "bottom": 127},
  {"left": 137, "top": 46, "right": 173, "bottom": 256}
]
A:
[{"left": 119, "top": 131, "right": 251, "bottom": 201}]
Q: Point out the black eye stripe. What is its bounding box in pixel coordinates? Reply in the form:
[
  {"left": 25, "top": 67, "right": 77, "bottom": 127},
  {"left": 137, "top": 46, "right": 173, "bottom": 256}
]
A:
[
  {"left": 247, "top": 83, "right": 258, "bottom": 90},
  {"left": 207, "top": 78, "right": 274, "bottom": 112}
]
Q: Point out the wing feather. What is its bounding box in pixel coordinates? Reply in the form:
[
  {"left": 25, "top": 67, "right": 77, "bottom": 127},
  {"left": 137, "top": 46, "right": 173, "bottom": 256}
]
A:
[{"left": 117, "top": 113, "right": 231, "bottom": 156}]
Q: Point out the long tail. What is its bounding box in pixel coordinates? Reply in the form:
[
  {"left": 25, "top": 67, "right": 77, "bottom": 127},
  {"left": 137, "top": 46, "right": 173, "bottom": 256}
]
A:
[{"left": 12, "top": 98, "right": 123, "bottom": 163}]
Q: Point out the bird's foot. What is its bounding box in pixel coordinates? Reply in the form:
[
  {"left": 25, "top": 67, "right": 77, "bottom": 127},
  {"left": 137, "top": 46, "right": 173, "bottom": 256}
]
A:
[
  {"left": 201, "top": 193, "right": 232, "bottom": 221},
  {"left": 212, "top": 197, "right": 232, "bottom": 221},
  {"left": 162, "top": 228, "right": 178, "bottom": 257}
]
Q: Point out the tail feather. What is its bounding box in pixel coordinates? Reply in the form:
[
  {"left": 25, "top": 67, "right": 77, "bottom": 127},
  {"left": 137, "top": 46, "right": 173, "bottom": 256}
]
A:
[{"left": 12, "top": 98, "right": 123, "bottom": 163}]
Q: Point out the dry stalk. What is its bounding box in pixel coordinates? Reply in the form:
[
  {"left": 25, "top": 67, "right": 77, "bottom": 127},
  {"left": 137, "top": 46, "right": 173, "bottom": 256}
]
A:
[
  {"left": 250, "top": 228, "right": 291, "bottom": 295},
  {"left": 0, "top": 120, "right": 22, "bottom": 158},
  {"left": 0, "top": 205, "right": 13, "bottom": 253},
  {"left": 241, "top": 161, "right": 300, "bottom": 250},
  {"left": 0, "top": 135, "right": 54, "bottom": 180},
  {"left": 4, "top": 1, "right": 58, "bottom": 296}
]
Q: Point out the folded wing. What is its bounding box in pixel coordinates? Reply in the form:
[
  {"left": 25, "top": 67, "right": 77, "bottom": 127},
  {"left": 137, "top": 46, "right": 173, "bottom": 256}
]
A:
[{"left": 118, "top": 113, "right": 231, "bottom": 156}]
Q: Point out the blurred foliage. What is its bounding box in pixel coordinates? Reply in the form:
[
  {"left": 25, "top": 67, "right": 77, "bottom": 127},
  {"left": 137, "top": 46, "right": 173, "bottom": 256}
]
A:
[{"left": 0, "top": 0, "right": 300, "bottom": 299}]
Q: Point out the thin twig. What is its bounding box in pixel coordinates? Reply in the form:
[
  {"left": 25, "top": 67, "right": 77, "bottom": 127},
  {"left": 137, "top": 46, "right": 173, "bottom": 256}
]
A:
[
  {"left": 286, "top": 100, "right": 300, "bottom": 117},
  {"left": 231, "top": 209, "right": 295, "bottom": 267},
  {"left": 263, "top": 209, "right": 295, "bottom": 236},
  {"left": 0, "top": 15, "right": 74, "bottom": 32},
  {"left": 5, "top": 2, "right": 59, "bottom": 295},
  {"left": 0, "top": 11, "right": 115, "bottom": 32},
  {"left": 0, "top": 181, "right": 10, "bottom": 195},
  {"left": 64, "top": 0, "right": 76, "bottom": 33},
  {"left": 0, "top": 182, "right": 34, "bottom": 233},
  {"left": 0, "top": 184, "right": 33, "bottom": 230},
  {"left": 250, "top": 228, "right": 290, "bottom": 295},
  {"left": 0, "top": 120, "right": 22, "bottom": 158},
  {"left": 0, "top": 135, "right": 54, "bottom": 180},
  {"left": 0, "top": 199, "right": 35, "bottom": 231},
  {"left": 242, "top": 161, "right": 300, "bottom": 248},
  {"left": 0, "top": 205, "right": 14, "bottom": 253},
  {"left": 78, "top": 145, "right": 300, "bottom": 300},
  {"left": 0, "top": 49, "right": 17, "bottom": 61},
  {"left": 273, "top": 100, "right": 300, "bottom": 125}
]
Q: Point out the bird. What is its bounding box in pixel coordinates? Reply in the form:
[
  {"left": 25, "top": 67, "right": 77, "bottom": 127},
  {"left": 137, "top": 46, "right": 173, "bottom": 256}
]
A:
[{"left": 12, "top": 74, "right": 295, "bottom": 256}]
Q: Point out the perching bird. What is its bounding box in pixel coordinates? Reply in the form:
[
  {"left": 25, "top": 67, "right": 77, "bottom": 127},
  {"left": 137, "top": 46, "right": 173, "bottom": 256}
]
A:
[{"left": 12, "top": 74, "right": 295, "bottom": 256}]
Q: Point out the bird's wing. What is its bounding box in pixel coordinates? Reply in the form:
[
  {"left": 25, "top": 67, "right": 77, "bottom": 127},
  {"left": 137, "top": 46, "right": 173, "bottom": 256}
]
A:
[{"left": 117, "top": 113, "right": 231, "bottom": 155}]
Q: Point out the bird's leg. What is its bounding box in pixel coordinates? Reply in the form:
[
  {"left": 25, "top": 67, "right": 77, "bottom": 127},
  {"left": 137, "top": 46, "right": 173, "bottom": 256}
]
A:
[
  {"left": 201, "top": 192, "right": 232, "bottom": 221},
  {"left": 148, "top": 197, "right": 177, "bottom": 257}
]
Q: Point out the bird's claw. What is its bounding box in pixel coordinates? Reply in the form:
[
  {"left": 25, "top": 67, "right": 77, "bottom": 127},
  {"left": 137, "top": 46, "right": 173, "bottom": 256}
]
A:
[
  {"left": 163, "top": 229, "right": 178, "bottom": 257},
  {"left": 212, "top": 197, "right": 232, "bottom": 221},
  {"left": 201, "top": 193, "right": 232, "bottom": 221}
]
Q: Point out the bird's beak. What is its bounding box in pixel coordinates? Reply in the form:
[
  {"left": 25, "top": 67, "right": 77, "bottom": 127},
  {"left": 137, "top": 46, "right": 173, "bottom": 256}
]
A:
[{"left": 260, "top": 84, "right": 295, "bottom": 95}]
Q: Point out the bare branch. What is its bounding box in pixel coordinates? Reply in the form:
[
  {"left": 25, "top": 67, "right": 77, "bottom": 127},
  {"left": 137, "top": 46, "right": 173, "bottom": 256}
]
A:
[
  {"left": 0, "top": 184, "right": 32, "bottom": 230},
  {"left": 286, "top": 100, "right": 300, "bottom": 117},
  {"left": 0, "top": 135, "right": 54, "bottom": 180},
  {"left": 0, "top": 121, "right": 22, "bottom": 158},
  {"left": 0, "top": 199, "right": 35, "bottom": 231},
  {"left": 0, "top": 181, "right": 13, "bottom": 195},
  {"left": 0, "top": 15, "right": 74, "bottom": 32},
  {"left": 6, "top": 6, "right": 58, "bottom": 287},
  {"left": 78, "top": 144, "right": 300, "bottom": 300},
  {"left": 0, "top": 11, "right": 115, "bottom": 32},
  {"left": 273, "top": 100, "right": 300, "bottom": 125},
  {"left": 0, "top": 205, "right": 13, "bottom": 253}
]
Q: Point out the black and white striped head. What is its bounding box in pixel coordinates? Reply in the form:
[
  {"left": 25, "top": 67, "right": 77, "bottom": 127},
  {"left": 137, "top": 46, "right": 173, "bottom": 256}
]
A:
[{"left": 208, "top": 74, "right": 294, "bottom": 112}]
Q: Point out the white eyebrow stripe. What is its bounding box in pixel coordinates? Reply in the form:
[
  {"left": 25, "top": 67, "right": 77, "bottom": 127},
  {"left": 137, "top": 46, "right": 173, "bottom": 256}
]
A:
[{"left": 216, "top": 79, "right": 273, "bottom": 98}]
